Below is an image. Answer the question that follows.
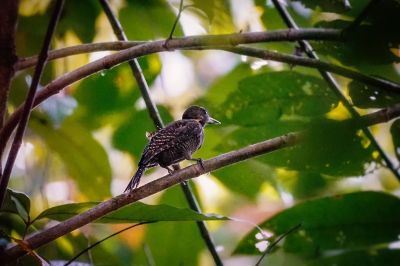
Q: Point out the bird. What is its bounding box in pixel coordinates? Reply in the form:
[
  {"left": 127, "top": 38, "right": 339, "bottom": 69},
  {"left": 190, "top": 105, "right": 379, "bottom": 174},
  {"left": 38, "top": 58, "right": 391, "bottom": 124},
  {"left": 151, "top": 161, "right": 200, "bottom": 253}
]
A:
[{"left": 124, "top": 106, "right": 220, "bottom": 192}]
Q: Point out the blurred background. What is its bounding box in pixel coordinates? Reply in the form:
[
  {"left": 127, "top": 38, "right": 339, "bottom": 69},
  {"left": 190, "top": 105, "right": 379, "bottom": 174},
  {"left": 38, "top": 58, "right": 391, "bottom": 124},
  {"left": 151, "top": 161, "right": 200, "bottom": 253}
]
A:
[{"left": 4, "top": 0, "right": 400, "bottom": 265}]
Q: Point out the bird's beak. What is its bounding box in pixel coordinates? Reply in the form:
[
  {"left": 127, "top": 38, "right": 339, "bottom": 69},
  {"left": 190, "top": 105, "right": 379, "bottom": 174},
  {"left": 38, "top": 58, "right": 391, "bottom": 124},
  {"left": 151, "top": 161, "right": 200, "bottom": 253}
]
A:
[{"left": 207, "top": 116, "right": 221, "bottom": 125}]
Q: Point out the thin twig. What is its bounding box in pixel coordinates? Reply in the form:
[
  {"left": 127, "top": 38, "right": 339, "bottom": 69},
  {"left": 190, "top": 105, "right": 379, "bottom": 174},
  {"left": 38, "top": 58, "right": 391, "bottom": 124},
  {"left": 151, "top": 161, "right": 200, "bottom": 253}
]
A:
[
  {"left": 0, "top": 0, "right": 65, "bottom": 208},
  {"left": 64, "top": 222, "right": 152, "bottom": 266},
  {"left": 166, "top": 0, "right": 184, "bottom": 41},
  {"left": 254, "top": 224, "right": 302, "bottom": 266},
  {"left": 271, "top": 0, "right": 400, "bottom": 181},
  {"left": 99, "top": 0, "right": 223, "bottom": 264},
  {"left": 99, "top": 0, "right": 163, "bottom": 129},
  {"left": 2, "top": 103, "right": 400, "bottom": 262}
]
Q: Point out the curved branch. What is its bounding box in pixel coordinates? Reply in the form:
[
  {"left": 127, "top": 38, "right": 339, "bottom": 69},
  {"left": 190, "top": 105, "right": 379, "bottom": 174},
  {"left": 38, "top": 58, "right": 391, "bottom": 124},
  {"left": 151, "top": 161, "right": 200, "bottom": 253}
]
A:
[
  {"left": 2, "top": 35, "right": 400, "bottom": 157},
  {"left": 16, "top": 41, "right": 145, "bottom": 70},
  {"left": 16, "top": 28, "right": 341, "bottom": 70},
  {"left": 2, "top": 103, "right": 400, "bottom": 262}
]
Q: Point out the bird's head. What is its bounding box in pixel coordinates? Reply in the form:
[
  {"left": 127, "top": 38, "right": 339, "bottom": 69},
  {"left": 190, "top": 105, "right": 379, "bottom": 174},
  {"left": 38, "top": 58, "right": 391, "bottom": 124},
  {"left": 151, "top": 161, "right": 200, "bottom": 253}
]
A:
[{"left": 182, "top": 106, "right": 220, "bottom": 126}]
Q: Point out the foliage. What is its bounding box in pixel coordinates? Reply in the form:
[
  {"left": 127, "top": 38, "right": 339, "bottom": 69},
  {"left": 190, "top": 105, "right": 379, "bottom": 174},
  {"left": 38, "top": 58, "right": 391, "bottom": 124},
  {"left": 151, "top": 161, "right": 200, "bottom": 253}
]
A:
[{"left": 1, "top": 0, "right": 400, "bottom": 265}]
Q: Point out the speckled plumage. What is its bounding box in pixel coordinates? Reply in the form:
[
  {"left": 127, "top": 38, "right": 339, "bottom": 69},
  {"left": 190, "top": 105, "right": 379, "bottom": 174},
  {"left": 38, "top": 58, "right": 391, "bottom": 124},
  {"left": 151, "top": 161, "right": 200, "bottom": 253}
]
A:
[{"left": 125, "top": 106, "right": 220, "bottom": 192}]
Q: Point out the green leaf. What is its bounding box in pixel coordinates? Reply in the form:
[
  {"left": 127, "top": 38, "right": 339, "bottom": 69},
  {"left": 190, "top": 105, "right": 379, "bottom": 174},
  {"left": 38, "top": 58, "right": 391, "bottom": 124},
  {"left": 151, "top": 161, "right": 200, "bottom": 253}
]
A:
[
  {"left": 390, "top": 119, "right": 400, "bottom": 162},
  {"left": 31, "top": 117, "right": 112, "bottom": 199},
  {"left": 191, "top": 0, "right": 235, "bottom": 33},
  {"left": 213, "top": 159, "right": 273, "bottom": 199},
  {"left": 0, "top": 189, "right": 31, "bottom": 222},
  {"left": 138, "top": 186, "right": 205, "bottom": 266},
  {"left": 35, "top": 201, "right": 227, "bottom": 223},
  {"left": 268, "top": 119, "right": 374, "bottom": 176},
  {"left": 349, "top": 81, "right": 400, "bottom": 109},
  {"left": 234, "top": 191, "right": 400, "bottom": 256},
  {"left": 112, "top": 106, "right": 173, "bottom": 160},
  {"left": 16, "top": 14, "right": 48, "bottom": 56},
  {"left": 200, "top": 63, "right": 254, "bottom": 109},
  {"left": 119, "top": 0, "right": 182, "bottom": 40},
  {"left": 218, "top": 120, "right": 374, "bottom": 176},
  {"left": 219, "top": 71, "right": 337, "bottom": 127},
  {"left": 58, "top": 0, "right": 101, "bottom": 43},
  {"left": 308, "top": 248, "right": 400, "bottom": 266},
  {"left": 210, "top": 71, "right": 371, "bottom": 176}
]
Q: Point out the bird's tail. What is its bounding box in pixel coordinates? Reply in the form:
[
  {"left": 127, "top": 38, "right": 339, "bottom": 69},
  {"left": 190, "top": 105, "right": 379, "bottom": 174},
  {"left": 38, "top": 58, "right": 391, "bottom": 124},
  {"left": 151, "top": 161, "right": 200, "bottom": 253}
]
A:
[{"left": 124, "top": 165, "right": 146, "bottom": 192}]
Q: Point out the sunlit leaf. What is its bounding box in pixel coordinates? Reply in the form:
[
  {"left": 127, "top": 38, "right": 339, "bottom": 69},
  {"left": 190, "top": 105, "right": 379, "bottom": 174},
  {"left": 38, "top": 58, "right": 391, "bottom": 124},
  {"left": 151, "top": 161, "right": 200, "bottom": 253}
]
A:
[
  {"left": 31, "top": 117, "right": 112, "bottom": 199},
  {"left": 191, "top": 0, "right": 235, "bottom": 33},
  {"left": 119, "top": 0, "right": 182, "bottom": 40},
  {"left": 58, "top": 0, "right": 101, "bottom": 43},
  {"left": 35, "top": 201, "right": 227, "bottom": 223},
  {"left": 234, "top": 191, "right": 400, "bottom": 256},
  {"left": 0, "top": 189, "right": 31, "bottom": 222}
]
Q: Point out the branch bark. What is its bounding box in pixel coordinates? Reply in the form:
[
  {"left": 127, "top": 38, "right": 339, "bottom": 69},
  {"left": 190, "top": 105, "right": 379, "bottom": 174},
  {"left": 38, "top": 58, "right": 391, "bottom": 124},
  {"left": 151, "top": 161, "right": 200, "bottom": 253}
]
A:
[
  {"left": 98, "top": 0, "right": 222, "bottom": 263},
  {"left": 0, "top": 0, "right": 65, "bottom": 208},
  {"left": 2, "top": 133, "right": 298, "bottom": 262},
  {"left": 2, "top": 103, "right": 400, "bottom": 262},
  {"left": 0, "top": 0, "right": 18, "bottom": 129},
  {"left": 16, "top": 28, "right": 341, "bottom": 70}
]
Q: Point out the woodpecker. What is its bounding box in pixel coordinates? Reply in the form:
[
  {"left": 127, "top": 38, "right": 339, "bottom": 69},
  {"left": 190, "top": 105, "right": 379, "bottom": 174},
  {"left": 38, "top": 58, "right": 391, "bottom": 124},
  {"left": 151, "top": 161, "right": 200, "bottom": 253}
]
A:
[{"left": 125, "top": 106, "right": 220, "bottom": 192}]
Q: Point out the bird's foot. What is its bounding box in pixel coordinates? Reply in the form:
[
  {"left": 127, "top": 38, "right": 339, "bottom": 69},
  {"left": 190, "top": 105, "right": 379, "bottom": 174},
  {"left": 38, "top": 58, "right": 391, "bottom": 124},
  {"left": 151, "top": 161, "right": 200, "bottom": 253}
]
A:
[
  {"left": 164, "top": 166, "right": 175, "bottom": 175},
  {"left": 191, "top": 158, "right": 205, "bottom": 171}
]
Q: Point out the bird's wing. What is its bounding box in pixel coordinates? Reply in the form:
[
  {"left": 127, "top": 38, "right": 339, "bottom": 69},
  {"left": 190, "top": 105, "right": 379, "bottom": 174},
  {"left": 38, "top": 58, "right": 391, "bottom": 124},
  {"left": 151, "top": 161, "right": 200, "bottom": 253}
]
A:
[{"left": 139, "top": 120, "right": 202, "bottom": 165}]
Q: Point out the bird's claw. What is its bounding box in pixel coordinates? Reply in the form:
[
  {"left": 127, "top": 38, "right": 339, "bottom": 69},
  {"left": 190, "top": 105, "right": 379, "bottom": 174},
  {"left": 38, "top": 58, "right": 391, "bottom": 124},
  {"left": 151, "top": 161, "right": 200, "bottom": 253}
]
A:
[{"left": 194, "top": 158, "right": 205, "bottom": 171}]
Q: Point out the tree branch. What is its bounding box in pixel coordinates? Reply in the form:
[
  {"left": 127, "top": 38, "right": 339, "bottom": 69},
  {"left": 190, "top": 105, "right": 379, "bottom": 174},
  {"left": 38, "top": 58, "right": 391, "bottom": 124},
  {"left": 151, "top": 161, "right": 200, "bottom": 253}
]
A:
[
  {"left": 15, "top": 28, "right": 341, "bottom": 70},
  {"left": 2, "top": 133, "right": 298, "bottom": 262},
  {"left": 2, "top": 103, "right": 400, "bottom": 262},
  {"left": 99, "top": 0, "right": 222, "bottom": 264},
  {"left": 2, "top": 35, "right": 400, "bottom": 158},
  {"left": 0, "top": 0, "right": 65, "bottom": 208}
]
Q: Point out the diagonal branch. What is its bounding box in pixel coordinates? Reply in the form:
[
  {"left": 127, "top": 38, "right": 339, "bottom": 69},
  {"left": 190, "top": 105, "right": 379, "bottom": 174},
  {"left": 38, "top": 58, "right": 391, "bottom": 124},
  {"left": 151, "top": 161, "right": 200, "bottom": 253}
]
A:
[
  {"left": 2, "top": 103, "right": 400, "bottom": 262},
  {"left": 2, "top": 133, "right": 298, "bottom": 262},
  {"left": 0, "top": 0, "right": 65, "bottom": 208},
  {"left": 98, "top": 0, "right": 222, "bottom": 264}
]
